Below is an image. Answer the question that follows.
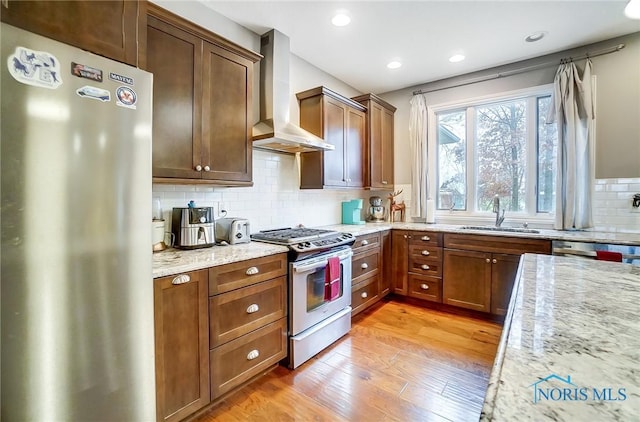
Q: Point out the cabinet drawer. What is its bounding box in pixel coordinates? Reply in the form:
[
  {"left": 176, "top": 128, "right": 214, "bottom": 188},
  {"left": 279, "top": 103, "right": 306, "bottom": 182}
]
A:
[
  {"left": 409, "top": 231, "right": 442, "bottom": 246},
  {"left": 408, "top": 257, "right": 443, "bottom": 277},
  {"left": 351, "top": 275, "right": 380, "bottom": 316},
  {"left": 408, "top": 244, "right": 442, "bottom": 261},
  {"left": 210, "top": 318, "right": 287, "bottom": 399},
  {"left": 209, "top": 277, "right": 287, "bottom": 347},
  {"left": 408, "top": 275, "right": 442, "bottom": 303},
  {"left": 209, "top": 253, "right": 287, "bottom": 294},
  {"left": 352, "top": 250, "right": 380, "bottom": 284},
  {"left": 352, "top": 232, "right": 381, "bottom": 254}
]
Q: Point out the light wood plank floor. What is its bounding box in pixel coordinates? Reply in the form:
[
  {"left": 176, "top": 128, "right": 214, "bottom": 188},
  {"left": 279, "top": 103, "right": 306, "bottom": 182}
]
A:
[{"left": 195, "top": 299, "right": 502, "bottom": 422}]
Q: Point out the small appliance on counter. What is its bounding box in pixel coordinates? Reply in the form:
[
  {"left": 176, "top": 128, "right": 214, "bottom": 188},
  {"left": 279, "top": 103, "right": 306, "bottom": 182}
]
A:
[
  {"left": 342, "top": 199, "right": 365, "bottom": 225},
  {"left": 215, "top": 217, "right": 251, "bottom": 244},
  {"left": 152, "top": 219, "right": 168, "bottom": 252},
  {"left": 171, "top": 207, "right": 216, "bottom": 249},
  {"left": 367, "top": 196, "right": 386, "bottom": 222}
]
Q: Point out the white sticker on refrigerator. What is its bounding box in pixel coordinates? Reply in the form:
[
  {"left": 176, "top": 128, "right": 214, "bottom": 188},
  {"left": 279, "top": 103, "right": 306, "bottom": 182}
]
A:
[
  {"left": 115, "top": 86, "right": 137, "bottom": 109},
  {"left": 76, "top": 86, "right": 111, "bottom": 102},
  {"left": 7, "top": 46, "right": 62, "bottom": 89}
]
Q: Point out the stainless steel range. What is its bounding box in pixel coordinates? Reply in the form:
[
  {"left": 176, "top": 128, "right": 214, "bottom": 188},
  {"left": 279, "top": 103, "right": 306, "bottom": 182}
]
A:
[{"left": 251, "top": 228, "right": 355, "bottom": 368}]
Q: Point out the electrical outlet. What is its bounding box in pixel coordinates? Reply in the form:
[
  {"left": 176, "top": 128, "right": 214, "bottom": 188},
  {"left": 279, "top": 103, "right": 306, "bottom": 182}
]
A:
[{"left": 219, "top": 202, "right": 228, "bottom": 218}]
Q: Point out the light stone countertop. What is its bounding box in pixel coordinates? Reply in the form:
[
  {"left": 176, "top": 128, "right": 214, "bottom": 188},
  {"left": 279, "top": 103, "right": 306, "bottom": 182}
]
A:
[
  {"left": 153, "top": 242, "right": 288, "bottom": 278},
  {"left": 480, "top": 254, "right": 640, "bottom": 421},
  {"left": 321, "top": 222, "right": 640, "bottom": 245}
]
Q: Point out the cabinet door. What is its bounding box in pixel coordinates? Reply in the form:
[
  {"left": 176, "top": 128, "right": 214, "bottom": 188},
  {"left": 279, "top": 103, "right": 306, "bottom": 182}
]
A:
[
  {"left": 1, "top": 0, "right": 143, "bottom": 66},
  {"left": 201, "top": 42, "right": 253, "bottom": 183},
  {"left": 345, "top": 107, "right": 365, "bottom": 187},
  {"left": 154, "top": 270, "right": 210, "bottom": 422},
  {"left": 491, "top": 253, "right": 520, "bottom": 315},
  {"left": 380, "top": 230, "right": 392, "bottom": 296},
  {"left": 380, "top": 106, "right": 395, "bottom": 187},
  {"left": 323, "top": 97, "right": 347, "bottom": 187},
  {"left": 391, "top": 230, "right": 409, "bottom": 295},
  {"left": 147, "top": 15, "right": 203, "bottom": 179},
  {"left": 443, "top": 249, "right": 492, "bottom": 312}
]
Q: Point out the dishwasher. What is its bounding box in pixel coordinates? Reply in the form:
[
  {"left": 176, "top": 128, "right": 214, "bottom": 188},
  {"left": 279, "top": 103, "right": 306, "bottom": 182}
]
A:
[{"left": 552, "top": 240, "right": 640, "bottom": 266}]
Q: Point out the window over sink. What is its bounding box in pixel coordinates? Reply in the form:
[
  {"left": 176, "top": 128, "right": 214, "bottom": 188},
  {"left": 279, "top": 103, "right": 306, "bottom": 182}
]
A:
[{"left": 429, "top": 85, "right": 558, "bottom": 222}]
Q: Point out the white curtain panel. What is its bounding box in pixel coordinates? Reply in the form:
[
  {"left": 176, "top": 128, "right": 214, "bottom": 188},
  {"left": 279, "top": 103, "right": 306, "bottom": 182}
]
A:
[
  {"left": 409, "top": 94, "right": 428, "bottom": 218},
  {"left": 548, "top": 59, "right": 595, "bottom": 230}
]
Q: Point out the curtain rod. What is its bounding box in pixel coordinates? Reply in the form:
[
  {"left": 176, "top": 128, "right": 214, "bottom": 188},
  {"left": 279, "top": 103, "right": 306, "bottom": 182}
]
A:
[{"left": 412, "top": 43, "right": 625, "bottom": 96}]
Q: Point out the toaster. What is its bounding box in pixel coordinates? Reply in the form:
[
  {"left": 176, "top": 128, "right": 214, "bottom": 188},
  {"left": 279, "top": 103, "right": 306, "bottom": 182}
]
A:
[
  {"left": 171, "top": 207, "right": 216, "bottom": 249},
  {"left": 215, "top": 218, "right": 251, "bottom": 244}
]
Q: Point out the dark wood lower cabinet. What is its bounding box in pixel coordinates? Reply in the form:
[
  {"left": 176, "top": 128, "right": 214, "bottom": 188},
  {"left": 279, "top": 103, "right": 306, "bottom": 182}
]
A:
[
  {"left": 391, "top": 230, "right": 409, "bottom": 295},
  {"left": 154, "top": 270, "right": 210, "bottom": 422},
  {"left": 490, "top": 254, "right": 521, "bottom": 315},
  {"left": 443, "top": 249, "right": 492, "bottom": 312},
  {"left": 380, "top": 230, "right": 392, "bottom": 296}
]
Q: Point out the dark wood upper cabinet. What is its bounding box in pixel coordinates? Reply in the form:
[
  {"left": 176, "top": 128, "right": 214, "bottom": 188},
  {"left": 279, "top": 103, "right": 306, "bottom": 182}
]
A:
[
  {"left": 1, "top": 0, "right": 146, "bottom": 67},
  {"left": 352, "top": 94, "right": 396, "bottom": 190},
  {"left": 146, "top": 4, "right": 260, "bottom": 186},
  {"left": 297, "top": 86, "right": 366, "bottom": 189}
]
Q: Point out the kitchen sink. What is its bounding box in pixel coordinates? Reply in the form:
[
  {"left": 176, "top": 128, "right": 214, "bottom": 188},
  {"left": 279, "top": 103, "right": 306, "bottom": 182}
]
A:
[{"left": 461, "top": 225, "right": 540, "bottom": 234}]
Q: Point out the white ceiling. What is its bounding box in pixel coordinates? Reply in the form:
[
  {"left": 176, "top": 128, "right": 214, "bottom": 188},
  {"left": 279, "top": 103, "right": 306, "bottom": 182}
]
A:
[{"left": 201, "top": 1, "right": 640, "bottom": 94}]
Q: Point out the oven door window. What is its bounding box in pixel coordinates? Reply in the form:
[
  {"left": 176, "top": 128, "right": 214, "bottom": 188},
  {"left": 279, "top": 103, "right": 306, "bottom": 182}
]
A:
[{"left": 306, "top": 263, "right": 343, "bottom": 312}]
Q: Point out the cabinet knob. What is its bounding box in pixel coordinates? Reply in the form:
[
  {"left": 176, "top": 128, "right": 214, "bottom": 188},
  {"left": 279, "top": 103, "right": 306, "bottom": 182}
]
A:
[
  {"left": 246, "top": 304, "right": 260, "bottom": 314},
  {"left": 421, "top": 250, "right": 430, "bottom": 256},
  {"left": 195, "top": 165, "right": 202, "bottom": 171},
  {"left": 171, "top": 274, "right": 191, "bottom": 285},
  {"left": 420, "top": 283, "right": 430, "bottom": 290},
  {"left": 361, "top": 263, "right": 369, "bottom": 270},
  {"left": 247, "top": 349, "right": 260, "bottom": 360},
  {"left": 361, "top": 292, "right": 368, "bottom": 298},
  {"left": 204, "top": 165, "right": 210, "bottom": 171},
  {"left": 408, "top": 235, "right": 412, "bottom": 239},
  {"left": 361, "top": 239, "right": 369, "bottom": 246},
  {"left": 492, "top": 258, "right": 497, "bottom": 264},
  {"left": 246, "top": 266, "right": 259, "bottom": 275},
  {"left": 403, "top": 234, "right": 408, "bottom": 239},
  {"left": 485, "top": 258, "right": 491, "bottom": 263},
  {"left": 421, "top": 264, "right": 430, "bottom": 270},
  {"left": 421, "top": 236, "right": 430, "bottom": 241},
  {"left": 382, "top": 181, "right": 388, "bottom": 185}
]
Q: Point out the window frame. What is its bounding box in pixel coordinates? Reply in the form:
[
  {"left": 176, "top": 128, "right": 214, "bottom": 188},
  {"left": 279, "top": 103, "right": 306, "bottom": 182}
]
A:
[{"left": 427, "top": 84, "right": 556, "bottom": 226}]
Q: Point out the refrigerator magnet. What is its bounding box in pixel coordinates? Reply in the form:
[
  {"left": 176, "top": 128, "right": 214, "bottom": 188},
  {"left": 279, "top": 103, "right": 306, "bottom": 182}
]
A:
[
  {"left": 76, "top": 85, "right": 110, "bottom": 102},
  {"left": 115, "top": 86, "right": 137, "bottom": 109},
  {"left": 71, "top": 62, "right": 103, "bottom": 82},
  {"left": 7, "top": 46, "right": 62, "bottom": 89},
  {"left": 109, "top": 72, "right": 134, "bottom": 86}
]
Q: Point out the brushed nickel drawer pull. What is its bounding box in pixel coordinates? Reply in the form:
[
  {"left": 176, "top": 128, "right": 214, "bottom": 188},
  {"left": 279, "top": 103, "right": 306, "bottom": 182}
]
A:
[
  {"left": 361, "top": 240, "right": 369, "bottom": 246},
  {"left": 361, "top": 263, "right": 369, "bottom": 269},
  {"left": 382, "top": 180, "right": 388, "bottom": 185},
  {"left": 421, "top": 235, "right": 430, "bottom": 241},
  {"left": 361, "top": 292, "right": 368, "bottom": 298},
  {"left": 421, "top": 250, "right": 430, "bottom": 256},
  {"left": 420, "top": 284, "right": 430, "bottom": 290},
  {"left": 246, "top": 304, "right": 259, "bottom": 314},
  {"left": 247, "top": 349, "right": 260, "bottom": 360},
  {"left": 246, "top": 266, "right": 259, "bottom": 275},
  {"left": 421, "top": 264, "right": 430, "bottom": 270},
  {"left": 492, "top": 258, "right": 497, "bottom": 264},
  {"left": 171, "top": 274, "right": 191, "bottom": 285},
  {"left": 486, "top": 258, "right": 491, "bottom": 263}
]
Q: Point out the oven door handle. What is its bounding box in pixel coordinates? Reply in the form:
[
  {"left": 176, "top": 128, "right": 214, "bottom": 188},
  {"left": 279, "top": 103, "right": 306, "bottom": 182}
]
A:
[{"left": 293, "top": 250, "right": 352, "bottom": 273}]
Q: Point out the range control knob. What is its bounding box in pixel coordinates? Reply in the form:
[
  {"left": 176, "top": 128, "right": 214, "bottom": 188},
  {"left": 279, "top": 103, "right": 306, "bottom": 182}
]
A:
[{"left": 199, "top": 216, "right": 206, "bottom": 223}]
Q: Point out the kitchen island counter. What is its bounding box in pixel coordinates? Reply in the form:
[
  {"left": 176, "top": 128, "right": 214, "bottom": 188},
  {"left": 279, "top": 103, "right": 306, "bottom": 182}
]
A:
[
  {"left": 153, "top": 242, "right": 288, "bottom": 278},
  {"left": 481, "top": 254, "right": 640, "bottom": 421}
]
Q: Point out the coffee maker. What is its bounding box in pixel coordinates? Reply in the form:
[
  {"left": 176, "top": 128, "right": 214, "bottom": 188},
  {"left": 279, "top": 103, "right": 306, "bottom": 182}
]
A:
[{"left": 368, "top": 196, "right": 386, "bottom": 222}]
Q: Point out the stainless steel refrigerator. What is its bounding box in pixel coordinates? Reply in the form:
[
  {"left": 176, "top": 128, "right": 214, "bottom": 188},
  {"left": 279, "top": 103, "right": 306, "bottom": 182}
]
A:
[{"left": 1, "top": 23, "right": 156, "bottom": 421}]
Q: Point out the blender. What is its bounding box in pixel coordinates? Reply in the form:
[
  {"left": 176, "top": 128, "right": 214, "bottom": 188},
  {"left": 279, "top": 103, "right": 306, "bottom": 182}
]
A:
[{"left": 368, "top": 196, "right": 386, "bottom": 222}]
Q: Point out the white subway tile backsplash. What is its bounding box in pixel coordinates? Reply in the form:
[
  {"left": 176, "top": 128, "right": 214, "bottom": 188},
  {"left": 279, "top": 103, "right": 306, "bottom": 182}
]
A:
[{"left": 592, "top": 178, "right": 640, "bottom": 232}]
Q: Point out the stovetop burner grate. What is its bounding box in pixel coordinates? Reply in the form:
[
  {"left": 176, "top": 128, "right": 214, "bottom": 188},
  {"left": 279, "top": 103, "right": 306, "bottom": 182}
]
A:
[{"left": 251, "top": 227, "right": 336, "bottom": 244}]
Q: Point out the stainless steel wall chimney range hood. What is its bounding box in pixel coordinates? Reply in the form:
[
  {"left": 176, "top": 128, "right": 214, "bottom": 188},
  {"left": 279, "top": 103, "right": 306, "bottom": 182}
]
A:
[{"left": 252, "top": 29, "right": 335, "bottom": 154}]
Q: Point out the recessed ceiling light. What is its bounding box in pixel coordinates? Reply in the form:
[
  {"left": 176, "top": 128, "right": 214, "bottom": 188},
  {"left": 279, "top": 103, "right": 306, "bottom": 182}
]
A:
[
  {"left": 525, "top": 31, "right": 547, "bottom": 42},
  {"left": 449, "top": 54, "right": 465, "bottom": 63},
  {"left": 331, "top": 12, "right": 351, "bottom": 26},
  {"left": 625, "top": 0, "right": 640, "bottom": 19},
  {"left": 387, "top": 61, "right": 402, "bottom": 69}
]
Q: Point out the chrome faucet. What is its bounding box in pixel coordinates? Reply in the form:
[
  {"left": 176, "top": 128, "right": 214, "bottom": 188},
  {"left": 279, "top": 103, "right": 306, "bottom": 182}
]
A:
[{"left": 493, "top": 195, "right": 505, "bottom": 227}]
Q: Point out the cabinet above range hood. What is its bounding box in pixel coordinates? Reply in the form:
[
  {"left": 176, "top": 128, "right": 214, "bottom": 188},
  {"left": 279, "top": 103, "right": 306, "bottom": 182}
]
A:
[{"left": 252, "top": 29, "right": 335, "bottom": 154}]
